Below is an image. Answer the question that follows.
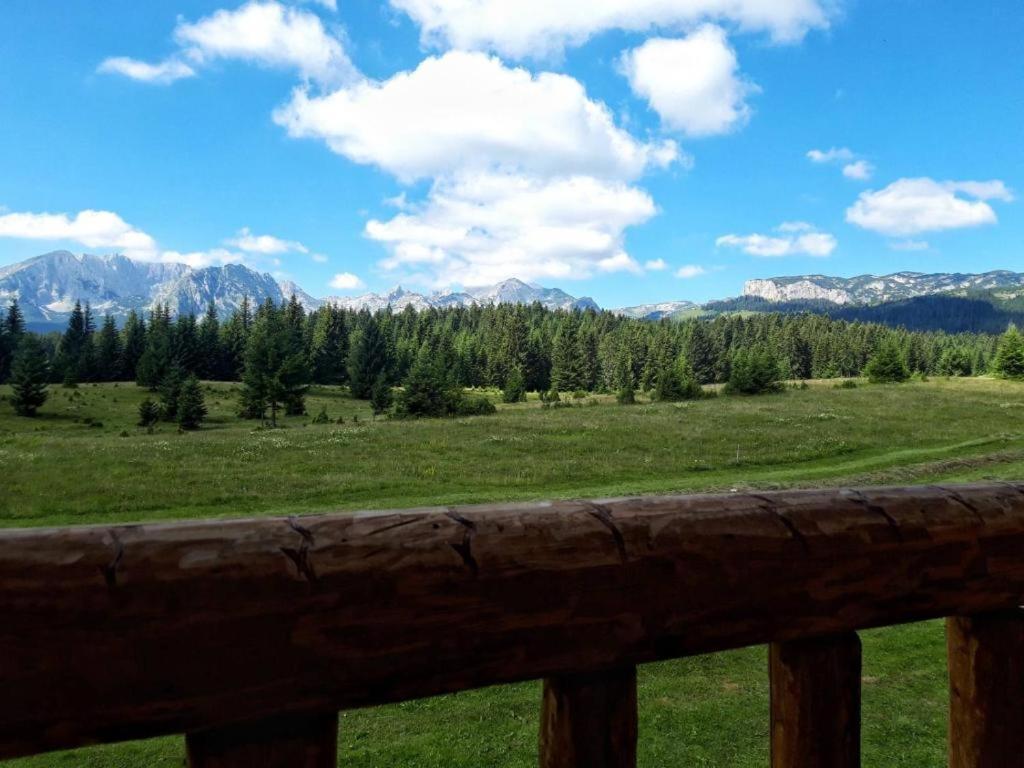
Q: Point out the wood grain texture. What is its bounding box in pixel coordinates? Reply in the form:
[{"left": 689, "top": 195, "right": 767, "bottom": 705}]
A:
[
  {"left": 186, "top": 712, "right": 338, "bottom": 768},
  {"left": 770, "top": 633, "right": 861, "bottom": 767},
  {"left": 539, "top": 668, "right": 637, "bottom": 768},
  {"left": 2, "top": 483, "right": 1024, "bottom": 758},
  {"left": 948, "top": 609, "right": 1024, "bottom": 768}
]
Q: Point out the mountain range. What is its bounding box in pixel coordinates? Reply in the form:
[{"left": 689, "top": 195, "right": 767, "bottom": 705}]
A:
[
  {"left": 0, "top": 251, "right": 601, "bottom": 327},
  {"left": 743, "top": 271, "right": 1024, "bottom": 305},
  {"left": 3, "top": 251, "right": 1024, "bottom": 331}
]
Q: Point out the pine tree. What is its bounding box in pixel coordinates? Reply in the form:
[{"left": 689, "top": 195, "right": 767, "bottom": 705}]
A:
[
  {"left": 370, "top": 373, "right": 394, "bottom": 418},
  {"left": 938, "top": 346, "right": 973, "bottom": 377},
  {"left": 95, "top": 314, "right": 122, "bottom": 381},
  {"left": 57, "top": 300, "right": 88, "bottom": 385},
  {"left": 119, "top": 310, "right": 147, "bottom": 381},
  {"left": 176, "top": 375, "right": 207, "bottom": 430},
  {"left": 0, "top": 299, "right": 22, "bottom": 383},
  {"left": 616, "top": 380, "right": 636, "bottom": 404},
  {"left": 395, "top": 345, "right": 450, "bottom": 418},
  {"left": 309, "top": 306, "right": 347, "bottom": 384},
  {"left": 347, "top": 318, "right": 389, "bottom": 399},
  {"left": 5, "top": 299, "right": 25, "bottom": 337},
  {"left": 159, "top": 365, "right": 185, "bottom": 421},
  {"left": 502, "top": 366, "right": 527, "bottom": 403},
  {"left": 136, "top": 306, "right": 173, "bottom": 389},
  {"left": 685, "top": 321, "right": 717, "bottom": 384},
  {"left": 219, "top": 297, "right": 252, "bottom": 380},
  {"left": 654, "top": 357, "right": 703, "bottom": 401},
  {"left": 549, "top": 323, "right": 578, "bottom": 392},
  {"left": 238, "top": 302, "right": 310, "bottom": 426},
  {"left": 726, "top": 348, "right": 784, "bottom": 395},
  {"left": 173, "top": 313, "right": 200, "bottom": 375},
  {"left": 197, "top": 302, "right": 222, "bottom": 379},
  {"left": 864, "top": 339, "right": 911, "bottom": 384},
  {"left": 993, "top": 326, "right": 1024, "bottom": 379},
  {"left": 137, "top": 398, "right": 161, "bottom": 427},
  {"left": 9, "top": 335, "right": 49, "bottom": 416}
]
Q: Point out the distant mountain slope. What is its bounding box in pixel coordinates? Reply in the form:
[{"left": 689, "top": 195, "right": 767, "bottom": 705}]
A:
[
  {"left": 612, "top": 300, "right": 699, "bottom": 320},
  {"left": 324, "top": 279, "right": 599, "bottom": 313},
  {"left": 709, "top": 293, "right": 1024, "bottom": 334},
  {"left": 744, "top": 271, "right": 1024, "bottom": 305},
  {"left": 0, "top": 253, "right": 603, "bottom": 324},
  {"left": 0, "top": 251, "right": 288, "bottom": 325}
]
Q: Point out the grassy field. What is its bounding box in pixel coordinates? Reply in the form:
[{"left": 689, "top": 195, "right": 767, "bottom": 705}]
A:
[{"left": 1, "top": 377, "right": 1022, "bottom": 766}]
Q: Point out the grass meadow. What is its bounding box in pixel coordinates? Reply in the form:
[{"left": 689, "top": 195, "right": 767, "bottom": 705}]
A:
[{"left": 2, "top": 376, "right": 1022, "bottom": 766}]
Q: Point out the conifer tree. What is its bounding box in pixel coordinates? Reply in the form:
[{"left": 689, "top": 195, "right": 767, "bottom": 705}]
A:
[
  {"left": 993, "top": 326, "right": 1024, "bottom": 379},
  {"left": 136, "top": 306, "right": 173, "bottom": 388},
  {"left": 309, "top": 306, "right": 347, "bottom": 384},
  {"left": 395, "top": 345, "right": 449, "bottom": 418},
  {"left": 654, "top": 357, "right": 703, "bottom": 401},
  {"left": 9, "top": 335, "right": 49, "bottom": 416},
  {"left": 96, "top": 314, "right": 121, "bottom": 381},
  {"left": 137, "top": 398, "right": 161, "bottom": 427},
  {"left": 238, "top": 301, "right": 310, "bottom": 425},
  {"left": 616, "top": 379, "right": 636, "bottom": 404},
  {"left": 0, "top": 299, "right": 22, "bottom": 382},
  {"left": 57, "top": 300, "right": 89, "bottom": 384},
  {"left": 119, "top": 310, "right": 147, "bottom": 381},
  {"left": 726, "top": 347, "right": 784, "bottom": 395},
  {"left": 347, "top": 317, "right": 389, "bottom": 399},
  {"left": 5, "top": 298, "right": 25, "bottom": 337},
  {"left": 219, "top": 298, "right": 252, "bottom": 380},
  {"left": 938, "top": 346, "right": 973, "bottom": 377},
  {"left": 176, "top": 375, "right": 207, "bottom": 430},
  {"left": 159, "top": 365, "right": 185, "bottom": 421},
  {"left": 502, "top": 366, "right": 527, "bottom": 403},
  {"left": 864, "top": 339, "right": 911, "bottom": 384},
  {"left": 370, "top": 373, "right": 393, "bottom": 418},
  {"left": 549, "top": 323, "right": 578, "bottom": 392},
  {"left": 197, "top": 302, "right": 222, "bottom": 379}
]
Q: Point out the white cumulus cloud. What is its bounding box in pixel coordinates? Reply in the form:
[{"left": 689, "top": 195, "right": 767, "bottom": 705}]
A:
[
  {"left": 100, "top": 1, "right": 356, "bottom": 87},
  {"left": 716, "top": 222, "right": 836, "bottom": 257},
  {"left": 645, "top": 258, "right": 668, "bottom": 270},
  {"left": 96, "top": 57, "right": 196, "bottom": 85},
  {"left": 329, "top": 272, "right": 365, "bottom": 290},
  {"left": 226, "top": 227, "right": 309, "bottom": 254},
  {"left": 842, "top": 160, "right": 874, "bottom": 180},
  {"left": 620, "top": 26, "right": 755, "bottom": 137},
  {"left": 365, "top": 172, "right": 657, "bottom": 287},
  {"left": 846, "top": 177, "right": 1013, "bottom": 237},
  {"left": 391, "top": 0, "right": 833, "bottom": 58},
  {"left": 675, "top": 264, "right": 707, "bottom": 278},
  {"left": 274, "top": 50, "right": 678, "bottom": 183},
  {"left": 0, "top": 209, "right": 158, "bottom": 259},
  {"left": 808, "top": 147, "right": 873, "bottom": 181},
  {"left": 807, "top": 147, "right": 854, "bottom": 164}
]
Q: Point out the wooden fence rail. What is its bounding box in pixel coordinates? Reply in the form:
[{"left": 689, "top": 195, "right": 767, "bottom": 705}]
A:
[{"left": 2, "top": 483, "right": 1024, "bottom": 766}]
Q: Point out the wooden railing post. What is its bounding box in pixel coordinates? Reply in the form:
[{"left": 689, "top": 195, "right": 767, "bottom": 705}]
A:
[
  {"left": 186, "top": 711, "right": 338, "bottom": 768},
  {"left": 770, "top": 632, "right": 861, "bottom": 767},
  {"left": 948, "top": 610, "right": 1024, "bottom": 768},
  {"left": 539, "top": 667, "right": 637, "bottom": 768}
]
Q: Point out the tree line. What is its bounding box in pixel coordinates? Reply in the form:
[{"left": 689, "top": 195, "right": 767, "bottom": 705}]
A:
[{"left": 1, "top": 294, "right": 1019, "bottom": 421}]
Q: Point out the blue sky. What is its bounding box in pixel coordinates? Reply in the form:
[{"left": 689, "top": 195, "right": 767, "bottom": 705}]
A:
[{"left": 0, "top": 0, "right": 1021, "bottom": 306}]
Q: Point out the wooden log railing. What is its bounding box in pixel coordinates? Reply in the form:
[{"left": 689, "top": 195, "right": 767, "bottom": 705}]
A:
[{"left": 1, "top": 483, "right": 1024, "bottom": 766}]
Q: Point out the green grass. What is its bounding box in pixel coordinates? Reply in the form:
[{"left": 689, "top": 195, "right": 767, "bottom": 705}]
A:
[
  {"left": 3, "top": 377, "right": 1024, "bottom": 528},
  {"left": 2, "top": 377, "right": 1021, "bottom": 766}
]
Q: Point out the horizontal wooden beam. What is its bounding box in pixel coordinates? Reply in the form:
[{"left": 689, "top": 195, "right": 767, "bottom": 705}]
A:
[{"left": 2, "top": 483, "right": 1024, "bottom": 758}]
